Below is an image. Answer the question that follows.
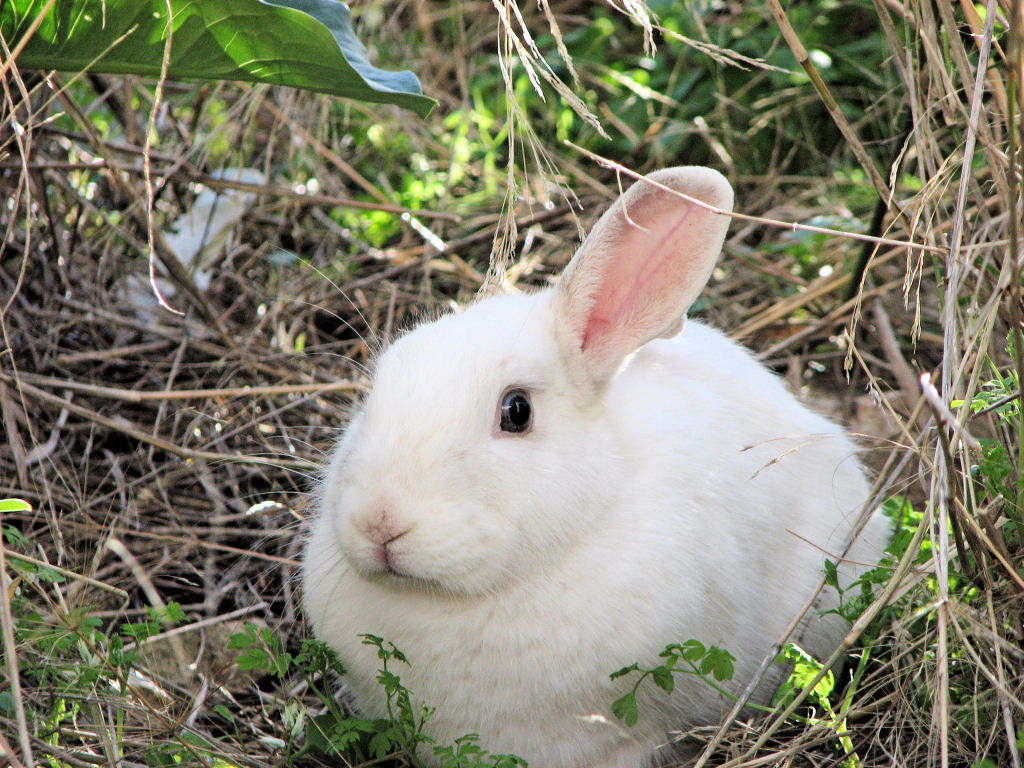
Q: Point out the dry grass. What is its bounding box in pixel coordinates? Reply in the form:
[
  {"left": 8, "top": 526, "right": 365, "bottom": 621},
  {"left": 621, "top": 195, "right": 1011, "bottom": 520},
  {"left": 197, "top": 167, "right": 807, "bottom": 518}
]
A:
[{"left": 1, "top": 1, "right": 1022, "bottom": 767}]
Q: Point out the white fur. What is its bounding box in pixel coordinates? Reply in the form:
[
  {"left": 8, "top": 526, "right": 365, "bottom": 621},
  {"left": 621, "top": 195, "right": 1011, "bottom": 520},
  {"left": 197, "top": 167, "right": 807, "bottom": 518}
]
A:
[{"left": 303, "top": 168, "right": 889, "bottom": 768}]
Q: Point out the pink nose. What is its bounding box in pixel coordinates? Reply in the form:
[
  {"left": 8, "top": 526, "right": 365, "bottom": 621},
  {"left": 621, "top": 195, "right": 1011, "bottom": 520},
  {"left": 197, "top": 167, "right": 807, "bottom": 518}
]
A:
[
  {"left": 359, "top": 513, "right": 411, "bottom": 546},
  {"left": 355, "top": 511, "right": 412, "bottom": 574}
]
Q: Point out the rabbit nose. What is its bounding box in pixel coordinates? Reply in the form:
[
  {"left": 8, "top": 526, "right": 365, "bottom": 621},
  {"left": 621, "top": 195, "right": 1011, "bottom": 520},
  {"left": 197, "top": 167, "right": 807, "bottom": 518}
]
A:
[
  {"left": 357, "top": 518, "right": 412, "bottom": 575},
  {"left": 357, "top": 512, "right": 411, "bottom": 546}
]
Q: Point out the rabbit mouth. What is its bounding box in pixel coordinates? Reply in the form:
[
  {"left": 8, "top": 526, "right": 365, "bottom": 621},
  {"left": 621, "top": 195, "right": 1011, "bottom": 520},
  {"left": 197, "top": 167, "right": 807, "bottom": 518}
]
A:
[
  {"left": 356, "top": 554, "right": 451, "bottom": 593},
  {"left": 349, "top": 531, "right": 455, "bottom": 588},
  {"left": 347, "top": 536, "right": 412, "bottom": 579},
  {"left": 381, "top": 550, "right": 401, "bottom": 575},
  {"left": 342, "top": 514, "right": 517, "bottom": 593},
  {"left": 343, "top": 512, "right": 415, "bottom": 576},
  {"left": 378, "top": 543, "right": 412, "bottom": 579}
]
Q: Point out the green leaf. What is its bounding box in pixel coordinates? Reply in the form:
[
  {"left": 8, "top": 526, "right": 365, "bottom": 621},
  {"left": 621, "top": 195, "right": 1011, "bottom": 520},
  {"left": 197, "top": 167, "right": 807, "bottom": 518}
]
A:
[
  {"left": 304, "top": 713, "right": 341, "bottom": 754},
  {"left": 651, "top": 665, "right": 674, "bottom": 693},
  {"left": 389, "top": 645, "right": 409, "bottom": 665},
  {"left": 678, "top": 638, "right": 706, "bottom": 662},
  {"left": 777, "top": 643, "right": 834, "bottom": 706},
  {"left": 608, "top": 662, "right": 639, "bottom": 680},
  {"left": 235, "top": 646, "right": 270, "bottom": 672},
  {"left": 180, "top": 730, "right": 214, "bottom": 749},
  {"left": 823, "top": 558, "right": 839, "bottom": 590},
  {"left": 153, "top": 602, "right": 186, "bottom": 624},
  {"left": 367, "top": 729, "right": 396, "bottom": 759},
  {"left": 144, "top": 745, "right": 180, "bottom": 768},
  {"left": 0, "top": 498, "right": 32, "bottom": 513},
  {"left": 298, "top": 638, "right": 347, "bottom": 675},
  {"left": 228, "top": 622, "right": 259, "bottom": 648},
  {"left": 610, "top": 691, "right": 638, "bottom": 727},
  {"left": 492, "top": 755, "right": 529, "bottom": 768},
  {"left": 703, "top": 646, "right": 735, "bottom": 682},
  {"left": 121, "top": 618, "right": 160, "bottom": 643},
  {"left": 2, "top": 0, "right": 435, "bottom": 117},
  {"left": 305, "top": 712, "right": 383, "bottom": 757},
  {"left": 377, "top": 668, "right": 408, "bottom": 698},
  {"left": 2, "top": 523, "right": 31, "bottom": 549},
  {"left": 227, "top": 622, "right": 292, "bottom": 676}
]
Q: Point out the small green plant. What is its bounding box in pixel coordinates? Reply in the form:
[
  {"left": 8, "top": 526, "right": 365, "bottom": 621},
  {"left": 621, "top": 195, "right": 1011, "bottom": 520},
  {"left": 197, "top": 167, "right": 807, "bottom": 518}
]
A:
[
  {"left": 773, "top": 643, "right": 863, "bottom": 767},
  {"left": 607, "top": 531, "right": 897, "bottom": 761},
  {"left": 225, "top": 625, "right": 393, "bottom": 761},
  {"left": 953, "top": 336, "right": 1024, "bottom": 534},
  {"left": 354, "top": 633, "right": 436, "bottom": 762},
  {"left": 609, "top": 639, "right": 737, "bottom": 727},
  {"left": 144, "top": 731, "right": 243, "bottom": 768},
  {"left": 773, "top": 644, "right": 835, "bottom": 711},
  {"left": 227, "top": 627, "right": 527, "bottom": 766},
  {"left": 1, "top": 550, "right": 234, "bottom": 768},
  {"left": 607, "top": 634, "right": 871, "bottom": 765},
  {"left": 228, "top": 620, "right": 295, "bottom": 678},
  {"left": 433, "top": 734, "right": 528, "bottom": 768}
]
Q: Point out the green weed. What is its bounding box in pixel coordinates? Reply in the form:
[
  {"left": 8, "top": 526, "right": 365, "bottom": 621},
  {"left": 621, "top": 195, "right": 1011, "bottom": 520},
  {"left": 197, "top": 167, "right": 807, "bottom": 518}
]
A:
[
  {"left": 226, "top": 627, "right": 528, "bottom": 767},
  {"left": 609, "top": 639, "right": 736, "bottom": 727}
]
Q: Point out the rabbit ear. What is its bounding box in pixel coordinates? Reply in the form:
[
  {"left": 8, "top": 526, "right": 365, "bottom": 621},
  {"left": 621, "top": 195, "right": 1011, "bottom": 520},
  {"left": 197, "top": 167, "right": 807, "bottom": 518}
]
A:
[{"left": 551, "top": 167, "right": 733, "bottom": 392}]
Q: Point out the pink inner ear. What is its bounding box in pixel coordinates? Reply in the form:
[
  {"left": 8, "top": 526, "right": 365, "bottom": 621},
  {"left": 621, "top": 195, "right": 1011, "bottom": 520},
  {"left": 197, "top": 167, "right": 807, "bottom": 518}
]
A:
[{"left": 581, "top": 204, "right": 694, "bottom": 352}]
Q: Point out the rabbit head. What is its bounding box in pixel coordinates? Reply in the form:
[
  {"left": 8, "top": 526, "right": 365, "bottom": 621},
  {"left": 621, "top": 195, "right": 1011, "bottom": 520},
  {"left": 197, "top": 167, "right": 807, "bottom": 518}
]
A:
[{"left": 313, "top": 168, "right": 732, "bottom": 597}]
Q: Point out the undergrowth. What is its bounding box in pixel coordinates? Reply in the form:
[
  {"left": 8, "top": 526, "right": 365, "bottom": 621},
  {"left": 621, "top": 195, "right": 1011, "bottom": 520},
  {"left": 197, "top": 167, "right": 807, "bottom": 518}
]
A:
[{"left": 2, "top": 0, "right": 1022, "bottom": 767}]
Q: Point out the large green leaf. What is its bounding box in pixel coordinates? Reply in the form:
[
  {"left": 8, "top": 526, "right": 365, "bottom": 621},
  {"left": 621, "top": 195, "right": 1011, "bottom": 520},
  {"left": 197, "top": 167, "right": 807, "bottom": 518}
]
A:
[{"left": 1, "top": 0, "right": 435, "bottom": 117}]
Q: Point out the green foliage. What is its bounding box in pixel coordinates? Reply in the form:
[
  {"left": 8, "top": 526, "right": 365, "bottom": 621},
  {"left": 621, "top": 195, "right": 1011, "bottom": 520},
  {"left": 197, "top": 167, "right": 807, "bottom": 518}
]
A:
[
  {"left": 1, "top": 501, "right": 68, "bottom": 586},
  {"left": 824, "top": 495, "right": 977, "bottom": 638},
  {"left": 954, "top": 339, "right": 1024, "bottom": 531},
  {"left": 768, "top": 211, "right": 864, "bottom": 281},
  {"left": 2, "top": 562, "right": 196, "bottom": 760},
  {"left": 227, "top": 621, "right": 294, "bottom": 678},
  {"left": 2, "top": 0, "right": 434, "bottom": 116},
  {"left": 516, "top": 0, "right": 895, "bottom": 175},
  {"left": 609, "top": 640, "right": 737, "bottom": 727},
  {"left": 608, "top": 633, "right": 859, "bottom": 765},
  {"left": 955, "top": 370, "right": 1019, "bottom": 425},
  {"left": 358, "top": 633, "right": 437, "bottom": 763},
  {"left": 305, "top": 711, "right": 397, "bottom": 762},
  {"left": 232, "top": 631, "right": 528, "bottom": 766},
  {"left": 433, "top": 734, "right": 528, "bottom": 768},
  {"left": 774, "top": 642, "right": 863, "bottom": 766},
  {"left": 121, "top": 603, "right": 187, "bottom": 643},
  {"left": 773, "top": 643, "right": 835, "bottom": 710},
  {"left": 328, "top": 104, "right": 507, "bottom": 252},
  {"left": 0, "top": 498, "right": 33, "bottom": 513},
  {"left": 144, "top": 731, "right": 243, "bottom": 768},
  {"left": 3, "top": 513, "right": 259, "bottom": 764},
  {"left": 816, "top": 484, "right": 1023, "bottom": 764}
]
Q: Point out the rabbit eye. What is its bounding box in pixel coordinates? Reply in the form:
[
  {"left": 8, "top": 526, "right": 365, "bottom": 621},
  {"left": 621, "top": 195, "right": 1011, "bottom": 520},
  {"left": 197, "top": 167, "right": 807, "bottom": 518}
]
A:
[{"left": 499, "top": 389, "right": 532, "bottom": 434}]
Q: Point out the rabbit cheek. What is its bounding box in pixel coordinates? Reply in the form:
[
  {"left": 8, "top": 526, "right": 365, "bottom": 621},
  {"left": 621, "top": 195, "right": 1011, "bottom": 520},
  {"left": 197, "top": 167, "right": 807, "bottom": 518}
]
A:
[{"left": 342, "top": 533, "right": 395, "bottom": 577}]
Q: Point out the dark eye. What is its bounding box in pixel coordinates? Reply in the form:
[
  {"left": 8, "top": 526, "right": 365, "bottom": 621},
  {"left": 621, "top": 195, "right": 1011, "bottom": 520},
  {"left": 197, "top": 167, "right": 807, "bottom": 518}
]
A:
[{"left": 499, "top": 389, "right": 532, "bottom": 434}]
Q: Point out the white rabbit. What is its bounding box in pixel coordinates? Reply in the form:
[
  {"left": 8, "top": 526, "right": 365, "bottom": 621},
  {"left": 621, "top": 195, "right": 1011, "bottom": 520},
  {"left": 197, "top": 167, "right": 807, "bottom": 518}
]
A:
[{"left": 303, "top": 167, "right": 889, "bottom": 768}]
